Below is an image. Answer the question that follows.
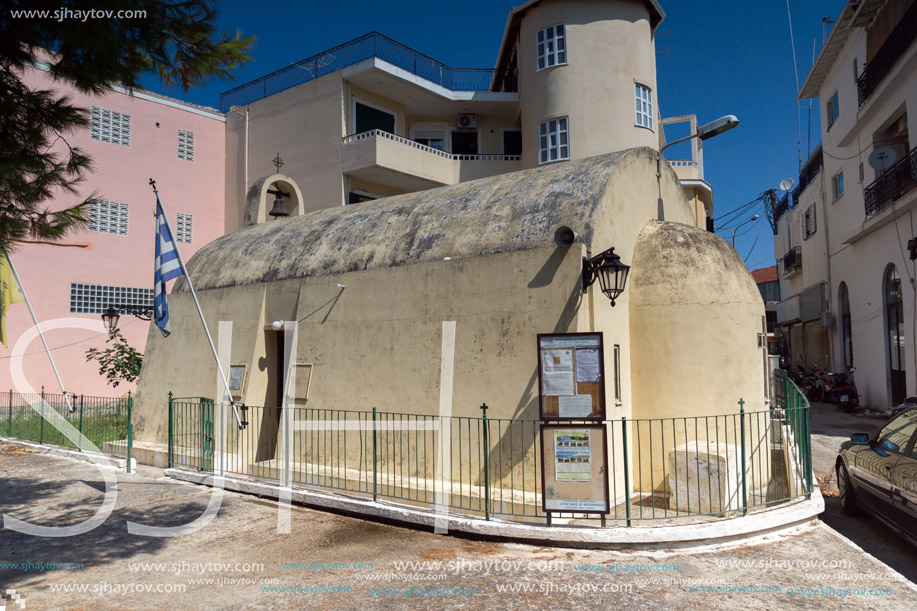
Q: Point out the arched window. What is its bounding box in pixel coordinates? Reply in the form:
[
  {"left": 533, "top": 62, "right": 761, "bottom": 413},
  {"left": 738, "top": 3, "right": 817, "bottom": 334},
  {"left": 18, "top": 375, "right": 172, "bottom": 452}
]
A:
[
  {"left": 839, "top": 283, "right": 853, "bottom": 368},
  {"left": 885, "top": 265, "right": 906, "bottom": 404}
]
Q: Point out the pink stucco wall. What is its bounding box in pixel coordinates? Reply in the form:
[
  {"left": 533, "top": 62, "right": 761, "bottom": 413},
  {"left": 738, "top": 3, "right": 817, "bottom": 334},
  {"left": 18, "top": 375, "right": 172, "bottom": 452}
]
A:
[{"left": 0, "top": 66, "right": 225, "bottom": 399}]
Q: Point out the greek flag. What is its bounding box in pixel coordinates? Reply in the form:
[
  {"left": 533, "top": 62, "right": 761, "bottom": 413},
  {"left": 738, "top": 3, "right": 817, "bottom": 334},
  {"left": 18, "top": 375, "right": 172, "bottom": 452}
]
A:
[{"left": 154, "top": 197, "right": 184, "bottom": 337}]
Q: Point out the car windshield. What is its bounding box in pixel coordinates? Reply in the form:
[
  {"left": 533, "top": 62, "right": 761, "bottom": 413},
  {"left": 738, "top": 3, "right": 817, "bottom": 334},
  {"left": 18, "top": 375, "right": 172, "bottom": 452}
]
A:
[{"left": 877, "top": 411, "right": 917, "bottom": 453}]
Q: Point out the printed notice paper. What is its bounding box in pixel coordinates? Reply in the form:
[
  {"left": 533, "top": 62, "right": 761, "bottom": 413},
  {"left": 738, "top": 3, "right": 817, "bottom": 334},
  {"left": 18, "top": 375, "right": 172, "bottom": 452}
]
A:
[
  {"left": 542, "top": 348, "right": 575, "bottom": 396},
  {"left": 575, "top": 347, "right": 600, "bottom": 383},
  {"left": 554, "top": 429, "right": 591, "bottom": 481},
  {"left": 558, "top": 394, "right": 593, "bottom": 418}
]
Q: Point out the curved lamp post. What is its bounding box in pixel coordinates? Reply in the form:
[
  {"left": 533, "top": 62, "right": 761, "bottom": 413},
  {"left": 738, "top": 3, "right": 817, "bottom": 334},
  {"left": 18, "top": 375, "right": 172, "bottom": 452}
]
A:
[{"left": 715, "top": 214, "right": 759, "bottom": 247}]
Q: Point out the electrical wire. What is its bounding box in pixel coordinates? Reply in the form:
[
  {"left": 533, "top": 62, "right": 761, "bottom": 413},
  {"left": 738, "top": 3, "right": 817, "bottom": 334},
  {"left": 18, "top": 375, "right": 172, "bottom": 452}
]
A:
[
  {"left": 0, "top": 317, "right": 140, "bottom": 360},
  {"left": 744, "top": 217, "right": 766, "bottom": 262}
]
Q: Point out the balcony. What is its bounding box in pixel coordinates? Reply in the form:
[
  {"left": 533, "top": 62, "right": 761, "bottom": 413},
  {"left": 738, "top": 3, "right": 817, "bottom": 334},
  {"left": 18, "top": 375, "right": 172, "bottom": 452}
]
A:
[
  {"left": 791, "top": 146, "right": 823, "bottom": 207},
  {"left": 775, "top": 193, "right": 790, "bottom": 221},
  {"left": 221, "top": 32, "right": 509, "bottom": 112},
  {"left": 865, "top": 145, "right": 917, "bottom": 217},
  {"left": 857, "top": 2, "right": 916, "bottom": 107},
  {"left": 783, "top": 246, "right": 801, "bottom": 276},
  {"left": 342, "top": 130, "right": 521, "bottom": 191}
]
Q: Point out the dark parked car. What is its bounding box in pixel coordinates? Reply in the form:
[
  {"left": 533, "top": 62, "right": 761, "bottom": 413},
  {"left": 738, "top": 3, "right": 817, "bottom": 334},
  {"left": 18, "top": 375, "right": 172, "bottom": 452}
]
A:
[{"left": 836, "top": 409, "right": 917, "bottom": 544}]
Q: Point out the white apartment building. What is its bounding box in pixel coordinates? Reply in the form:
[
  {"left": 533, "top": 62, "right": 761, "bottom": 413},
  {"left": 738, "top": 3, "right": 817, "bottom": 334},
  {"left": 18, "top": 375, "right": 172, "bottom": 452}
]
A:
[
  {"left": 775, "top": 0, "right": 917, "bottom": 407},
  {"left": 219, "top": 0, "right": 714, "bottom": 234}
]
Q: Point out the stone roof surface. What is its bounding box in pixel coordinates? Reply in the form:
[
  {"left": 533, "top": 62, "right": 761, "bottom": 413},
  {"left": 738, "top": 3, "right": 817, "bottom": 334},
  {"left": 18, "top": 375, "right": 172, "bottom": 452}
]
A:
[{"left": 178, "top": 148, "right": 646, "bottom": 292}]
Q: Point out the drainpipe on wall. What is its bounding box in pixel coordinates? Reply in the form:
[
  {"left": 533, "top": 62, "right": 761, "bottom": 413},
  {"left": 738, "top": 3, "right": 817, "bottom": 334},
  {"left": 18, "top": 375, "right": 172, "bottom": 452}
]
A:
[{"left": 244, "top": 106, "right": 250, "bottom": 192}]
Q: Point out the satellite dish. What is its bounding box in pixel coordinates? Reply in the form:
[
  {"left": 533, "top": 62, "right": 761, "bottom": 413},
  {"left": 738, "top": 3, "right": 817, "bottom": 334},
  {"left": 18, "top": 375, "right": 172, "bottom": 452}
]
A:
[
  {"left": 779, "top": 178, "right": 795, "bottom": 191},
  {"left": 554, "top": 226, "right": 578, "bottom": 248},
  {"left": 868, "top": 146, "right": 898, "bottom": 171}
]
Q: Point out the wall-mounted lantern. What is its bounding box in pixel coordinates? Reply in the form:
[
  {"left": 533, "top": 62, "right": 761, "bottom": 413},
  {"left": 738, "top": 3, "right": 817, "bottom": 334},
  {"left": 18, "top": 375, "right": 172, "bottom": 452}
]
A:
[
  {"left": 582, "top": 248, "right": 631, "bottom": 307},
  {"left": 101, "top": 304, "right": 153, "bottom": 333}
]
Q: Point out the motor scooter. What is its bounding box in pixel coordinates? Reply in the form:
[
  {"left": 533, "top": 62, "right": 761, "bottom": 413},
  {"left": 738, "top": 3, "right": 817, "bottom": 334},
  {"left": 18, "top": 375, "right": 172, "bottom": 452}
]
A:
[{"left": 833, "top": 366, "right": 859, "bottom": 411}]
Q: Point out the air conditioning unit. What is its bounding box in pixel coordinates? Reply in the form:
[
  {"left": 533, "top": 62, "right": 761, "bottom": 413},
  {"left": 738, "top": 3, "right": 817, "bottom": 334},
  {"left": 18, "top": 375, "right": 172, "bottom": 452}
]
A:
[{"left": 457, "top": 114, "right": 478, "bottom": 129}]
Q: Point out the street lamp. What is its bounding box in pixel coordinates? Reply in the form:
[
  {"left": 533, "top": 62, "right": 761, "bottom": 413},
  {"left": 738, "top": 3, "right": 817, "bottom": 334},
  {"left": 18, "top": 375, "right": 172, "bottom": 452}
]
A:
[
  {"left": 715, "top": 215, "right": 760, "bottom": 247},
  {"left": 656, "top": 115, "right": 740, "bottom": 177},
  {"left": 582, "top": 247, "right": 631, "bottom": 307},
  {"left": 101, "top": 304, "right": 154, "bottom": 334}
]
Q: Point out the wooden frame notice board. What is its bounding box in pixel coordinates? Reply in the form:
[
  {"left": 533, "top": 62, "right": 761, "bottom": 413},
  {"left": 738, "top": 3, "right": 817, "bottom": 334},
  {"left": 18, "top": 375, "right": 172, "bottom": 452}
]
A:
[
  {"left": 540, "top": 423, "right": 609, "bottom": 514},
  {"left": 537, "top": 333, "right": 606, "bottom": 421}
]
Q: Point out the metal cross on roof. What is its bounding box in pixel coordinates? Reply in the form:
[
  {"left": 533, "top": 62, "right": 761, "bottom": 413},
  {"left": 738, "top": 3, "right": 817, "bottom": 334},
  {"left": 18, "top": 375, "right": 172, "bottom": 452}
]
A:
[{"left": 272, "top": 153, "right": 284, "bottom": 174}]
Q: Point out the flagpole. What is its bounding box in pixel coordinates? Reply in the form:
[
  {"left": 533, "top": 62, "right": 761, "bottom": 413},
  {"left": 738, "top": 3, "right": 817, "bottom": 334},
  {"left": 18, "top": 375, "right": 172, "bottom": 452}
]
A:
[
  {"left": 2, "top": 248, "right": 73, "bottom": 413},
  {"left": 150, "top": 180, "right": 243, "bottom": 429}
]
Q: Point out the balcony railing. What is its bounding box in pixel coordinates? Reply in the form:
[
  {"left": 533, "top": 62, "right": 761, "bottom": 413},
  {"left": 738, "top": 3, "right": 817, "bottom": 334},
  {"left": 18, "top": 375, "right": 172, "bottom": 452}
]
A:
[
  {"left": 221, "top": 32, "right": 509, "bottom": 112},
  {"left": 783, "top": 246, "right": 801, "bottom": 275},
  {"left": 775, "top": 193, "right": 790, "bottom": 221},
  {"left": 857, "top": 2, "right": 917, "bottom": 107},
  {"left": 791, "top": 146, "right": 823, "bottom": 207},
  {"left": 667, "top": 160, "right": 696, "bottom": 168},
  {"left": 342, "top": 130, "right": 521, "bottom": 162},
  {"left": 865, "top": 145, "right": 917, "bottom": 217}
]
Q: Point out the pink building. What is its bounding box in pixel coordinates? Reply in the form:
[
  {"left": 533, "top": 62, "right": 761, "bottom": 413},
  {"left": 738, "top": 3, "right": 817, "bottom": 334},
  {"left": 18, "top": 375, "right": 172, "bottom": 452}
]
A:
[{"left": 0, "top": 65, "right": 225, "bottom": 397}]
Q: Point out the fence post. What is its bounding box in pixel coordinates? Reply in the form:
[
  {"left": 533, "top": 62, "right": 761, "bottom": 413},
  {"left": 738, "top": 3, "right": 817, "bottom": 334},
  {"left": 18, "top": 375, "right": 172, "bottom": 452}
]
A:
[
  {"left": 168, "top": 392, "right": 173, "bottom": 469},
  {"left": 39, "top": 385, "right": 45, "bottom": 444},
  {"left": 372, "top": 407, "right": 378, "bottom": 502},
  {"left": 126, "top": 391, "right": 133, "bottom": 474},
  {"left": 739, "top": 398, "right": 748, "bottom": 516},
  {"left": 622, "top": 416, "right": 631, "bottom": 527},
  {"left": 481, "top": 403, "right": 490, "bottom": 521},
  {"left": 805, "top": 403, "right": 813, "bottom": 498},
  {"left": 7, "top": 390, "right": 11, "bottom": 437},
  {"left": 78, "top": 395, "right": 84, "bottom": 451}
]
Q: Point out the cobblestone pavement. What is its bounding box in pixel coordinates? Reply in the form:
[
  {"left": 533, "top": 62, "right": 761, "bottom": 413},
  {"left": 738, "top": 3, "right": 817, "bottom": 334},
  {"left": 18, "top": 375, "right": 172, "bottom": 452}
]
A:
[{"left": 1, "top": 442, "right": 916, "bottom": 610}]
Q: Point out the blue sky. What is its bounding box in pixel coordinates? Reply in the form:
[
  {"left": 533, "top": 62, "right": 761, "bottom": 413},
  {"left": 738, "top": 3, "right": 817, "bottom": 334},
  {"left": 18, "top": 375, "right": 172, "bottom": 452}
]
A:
[{"left": 144, "top": 0, "right": 846, "bottom": 270}]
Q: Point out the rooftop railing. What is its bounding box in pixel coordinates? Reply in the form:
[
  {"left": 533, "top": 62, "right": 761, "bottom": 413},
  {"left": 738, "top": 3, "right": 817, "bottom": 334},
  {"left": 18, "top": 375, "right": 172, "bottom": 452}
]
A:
[
  {"left": 857, "top": 2, "right": 917, "bottom": 107},
  {"left": 220, "top": 32, "right": 509, "bottom": 112}
]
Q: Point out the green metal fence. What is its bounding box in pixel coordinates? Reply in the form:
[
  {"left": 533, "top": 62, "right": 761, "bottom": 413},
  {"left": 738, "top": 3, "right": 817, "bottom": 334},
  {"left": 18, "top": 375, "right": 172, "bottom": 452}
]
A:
[
  {"left": 0, "top": 388, "right": 133, "bottom": 470},
  {"left": 168, "top": 371, "right": 813, "bottom": 525}
]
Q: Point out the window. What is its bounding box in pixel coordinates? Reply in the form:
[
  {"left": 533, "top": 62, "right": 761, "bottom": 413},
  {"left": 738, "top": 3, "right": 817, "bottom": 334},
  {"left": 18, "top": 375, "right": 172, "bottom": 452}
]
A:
[
  {"left": 88, "top": 199, "right": 129, "bottom": 236},
  {"left": 876, "top": 411, "right": 917, "bottom": 454},
  {"left": 538, "top": 117, "right": 569, "bottom": 164},
  {"left": 804, "top": 205, "right": 817, "bottom": 238},
  {"left": 502, "top": 129, "right": 522, "bottom": 156},
  {"left": 826, "top": 91, "right": 839, "bottom": 129},
  {"left": 613, "top": 345, "right": 622, "bottom": 402},
  {"left": 90, "top": 106, "right": 131, "bottom": 146},
  {"left": 177, "top": 130, "right": 194, "bottom": 162},
  {"left": 536, "top": 24, "right": 566, "bottom": 70},
  {"left": 839, "top": 283, "right": 853, "bottom": 368},
  {"left": 832, "top": 171, "right": 844, "bottom": 199},
  {"left": 635, "top": 84, "right": 653, "bottom": 130},
  {"left": 175, "top": 213, "right": 193, "bottom": 243},
  {"left": 69, "top": 283, "right": 154, "bottom": 314},
  {"left": 348, "top": 191, "right": 376, "bottom": 205},
  {"left": 354, "top": 100, "right": 395, "bottom": 135}
]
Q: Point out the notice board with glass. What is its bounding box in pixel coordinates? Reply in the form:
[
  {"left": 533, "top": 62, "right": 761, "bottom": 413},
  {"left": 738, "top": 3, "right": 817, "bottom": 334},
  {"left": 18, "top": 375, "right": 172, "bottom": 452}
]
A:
[
  {"left": 540, "top": 423, "right": 609, "bottom": 513},
  {"left": 537, "top": 333, "right": 606, "bottom": 421}
]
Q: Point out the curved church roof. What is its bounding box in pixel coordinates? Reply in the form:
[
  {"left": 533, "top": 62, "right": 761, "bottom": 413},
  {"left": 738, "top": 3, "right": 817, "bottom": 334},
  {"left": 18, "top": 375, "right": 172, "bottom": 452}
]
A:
[{"left": 179, "top": 148, "right": 649, "bottom": 292}]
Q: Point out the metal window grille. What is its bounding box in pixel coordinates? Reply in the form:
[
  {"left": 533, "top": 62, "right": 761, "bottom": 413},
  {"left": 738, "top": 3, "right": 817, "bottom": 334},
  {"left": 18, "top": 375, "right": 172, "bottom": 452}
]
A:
[
  {"left": 538, "top": 117, "right": 569, "bottom": 164},
  {"left": 536, "top": 24, "right": 566, "bottom": 71},
  {"left": 635, "top": 84, "right": 653, "bottom": 130},
  {"left": 89, "top": 106, "right": 131, "bottom": 146},
  {"left": 69, "top": 283, "right": 154, "bottom": 314},
  {"left": 177, "top": 130, "right": 194, "bottom": 162},
  {"left": 176, "top": 212, "right": 193, "bottom": 244},
  {"left": 88, "top": 200, "right": 129, "bottom": 236}
]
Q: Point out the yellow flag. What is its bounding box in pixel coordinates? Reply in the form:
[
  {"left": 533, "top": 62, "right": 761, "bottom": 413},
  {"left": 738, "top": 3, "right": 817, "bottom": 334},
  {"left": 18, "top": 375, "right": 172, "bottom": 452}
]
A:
[{"left": 1, "top": 251, "right": 24, "bottom": 347}]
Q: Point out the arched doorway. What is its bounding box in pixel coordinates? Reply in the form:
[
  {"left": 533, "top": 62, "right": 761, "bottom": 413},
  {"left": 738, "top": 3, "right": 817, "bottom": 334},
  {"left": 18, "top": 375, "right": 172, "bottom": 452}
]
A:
[{"left": 884, "top": 265, "right": 906, "bottom": 404}]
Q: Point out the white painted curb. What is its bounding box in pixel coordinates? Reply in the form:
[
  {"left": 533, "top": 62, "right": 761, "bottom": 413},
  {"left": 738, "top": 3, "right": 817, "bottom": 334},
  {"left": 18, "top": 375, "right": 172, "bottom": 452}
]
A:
[
  {"left": 165, "top": 467, "right": 825, "bottom": 550},
  {"left": 0, "top": 436, "right": 136, "bottom": 473}
]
